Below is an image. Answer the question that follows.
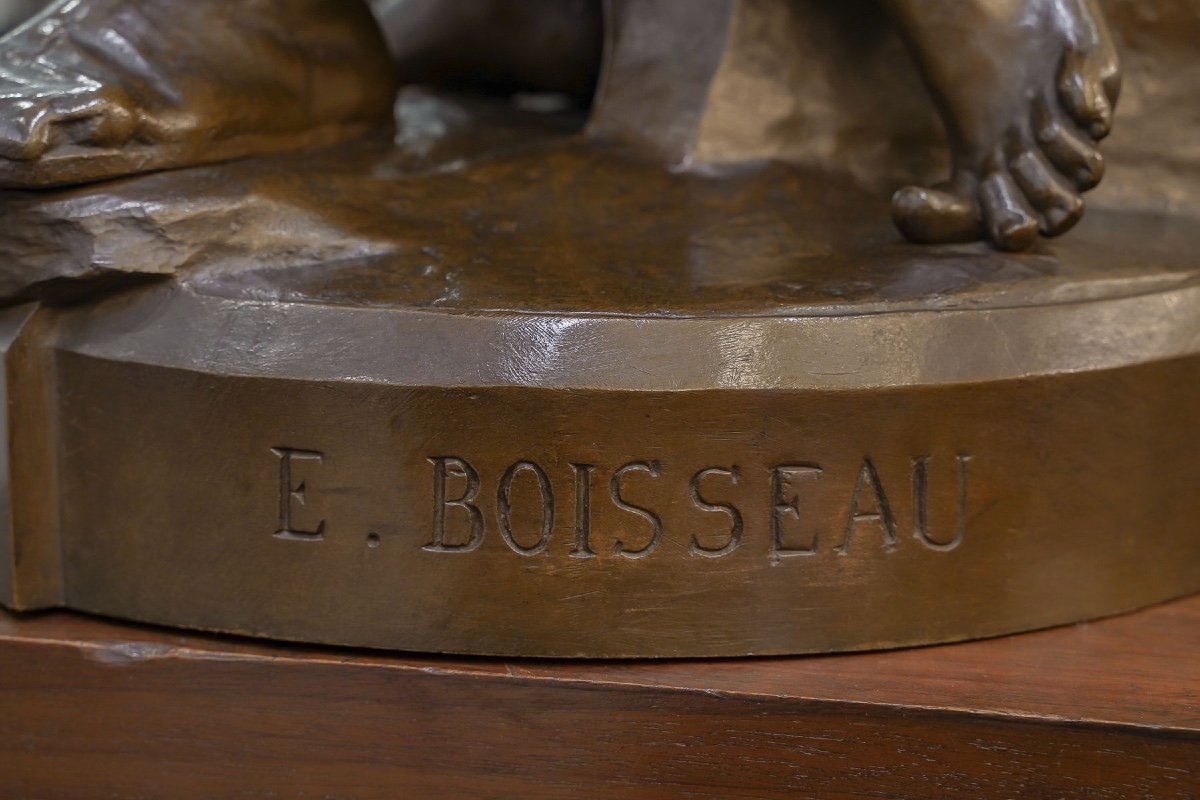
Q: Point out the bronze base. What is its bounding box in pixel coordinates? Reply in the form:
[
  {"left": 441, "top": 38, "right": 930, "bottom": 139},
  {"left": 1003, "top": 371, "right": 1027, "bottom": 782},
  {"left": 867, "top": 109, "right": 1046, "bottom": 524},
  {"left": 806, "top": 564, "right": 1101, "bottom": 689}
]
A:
[{"left": 2, "top": 131, "right": 1199, "bottom": 657}]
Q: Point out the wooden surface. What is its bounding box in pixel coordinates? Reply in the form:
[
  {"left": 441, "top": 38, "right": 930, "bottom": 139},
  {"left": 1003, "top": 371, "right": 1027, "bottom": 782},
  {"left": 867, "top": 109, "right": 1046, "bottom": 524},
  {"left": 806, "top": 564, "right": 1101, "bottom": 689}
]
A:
[{"left": 1, "top": 597, "right": 1198, "bottom": 799}]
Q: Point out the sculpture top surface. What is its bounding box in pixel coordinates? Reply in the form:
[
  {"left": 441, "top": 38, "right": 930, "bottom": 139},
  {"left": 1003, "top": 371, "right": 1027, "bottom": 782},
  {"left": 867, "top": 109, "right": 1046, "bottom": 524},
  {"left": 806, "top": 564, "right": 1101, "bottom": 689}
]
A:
[
  {"left": 2, "top": 0, "right": 1193, "bottom": 260},
  {"left": 24, "top": 93, "right": 1200, "bottom": 395},
  {"left": 0, "top": 0, "right": 1196, "bottom": 307},
  {"left": 5, "top": 92, "right": 1197, "bottom": 320}
]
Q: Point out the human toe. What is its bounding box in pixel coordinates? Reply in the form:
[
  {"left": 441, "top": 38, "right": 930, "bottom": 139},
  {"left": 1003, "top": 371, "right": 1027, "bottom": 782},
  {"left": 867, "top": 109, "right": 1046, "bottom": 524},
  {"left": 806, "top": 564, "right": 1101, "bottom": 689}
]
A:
[
  {"left": 891, "top": 184, "right": 982, "bottom": 244},
  {"left": 979, "top": 171, "right": 1040, "bottom": 252},
  {"left": 1033, "top": 95, "right": 1106, "bottom": 191},
  {"left": 1057, "top": 49, "right": 1120, "bottom": 141},
  {"left": 1009, "top": 149, "right": 1085, "bottom": 237}
]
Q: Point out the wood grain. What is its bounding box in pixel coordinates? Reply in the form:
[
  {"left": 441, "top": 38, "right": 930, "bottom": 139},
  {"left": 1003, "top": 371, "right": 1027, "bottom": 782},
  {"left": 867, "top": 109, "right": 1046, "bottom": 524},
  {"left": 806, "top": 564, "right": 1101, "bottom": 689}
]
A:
[{"left": 1, "top": 597, "right": 1197, "bottom": 799}]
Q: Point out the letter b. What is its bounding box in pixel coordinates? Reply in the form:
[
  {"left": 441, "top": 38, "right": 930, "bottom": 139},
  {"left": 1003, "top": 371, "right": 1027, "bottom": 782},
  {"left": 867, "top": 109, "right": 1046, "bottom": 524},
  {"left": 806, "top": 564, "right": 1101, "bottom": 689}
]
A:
[{"left": 425, "top": 457, "right": 484, "bottom": 553}]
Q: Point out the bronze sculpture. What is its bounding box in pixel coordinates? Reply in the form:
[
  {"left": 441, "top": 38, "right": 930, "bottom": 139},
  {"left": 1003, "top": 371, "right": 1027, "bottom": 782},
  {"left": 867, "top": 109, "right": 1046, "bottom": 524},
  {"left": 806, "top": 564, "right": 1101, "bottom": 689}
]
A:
[
  {"left": 0, "top": 0, "right": 1119, "bottom": 250},
  {"left": 0, "top": 0, "right": 1197, "bottom": 658}
]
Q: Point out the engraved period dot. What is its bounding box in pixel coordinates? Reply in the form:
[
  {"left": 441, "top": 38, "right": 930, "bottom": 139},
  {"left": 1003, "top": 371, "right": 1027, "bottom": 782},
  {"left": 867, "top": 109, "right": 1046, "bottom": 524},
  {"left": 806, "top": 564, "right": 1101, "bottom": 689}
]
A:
[{"left": 366, "top": 532, "right": 382, "bottom": 549}]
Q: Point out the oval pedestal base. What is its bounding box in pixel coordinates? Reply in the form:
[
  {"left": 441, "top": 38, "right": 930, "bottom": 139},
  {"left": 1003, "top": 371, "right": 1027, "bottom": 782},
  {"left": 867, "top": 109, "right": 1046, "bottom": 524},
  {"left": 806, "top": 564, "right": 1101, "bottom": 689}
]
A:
[{"left": 4, "top": 141, "right": 1200, "bottom": 657}]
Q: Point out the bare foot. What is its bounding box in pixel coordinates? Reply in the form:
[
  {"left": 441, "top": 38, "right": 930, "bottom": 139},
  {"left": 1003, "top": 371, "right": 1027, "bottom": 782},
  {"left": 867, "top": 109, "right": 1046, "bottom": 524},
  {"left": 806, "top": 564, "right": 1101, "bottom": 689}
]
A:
[
  {"left": 886, "top": 0, "right": 1120, "bottom": 251},
  {"left": 0, "top": 0, "right": 396, "bottom": 188}
]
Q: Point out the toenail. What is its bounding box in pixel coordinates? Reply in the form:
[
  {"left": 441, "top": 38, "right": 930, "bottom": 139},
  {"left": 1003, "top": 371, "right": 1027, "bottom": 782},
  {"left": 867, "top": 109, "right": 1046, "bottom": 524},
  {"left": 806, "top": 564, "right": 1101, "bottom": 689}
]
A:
[
  {"left": 1044, "top": 200, "right": 1083, "bottom": 235},
  {"left": 1078, "top": 155, "right": 1104, "bottom": 186}
]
